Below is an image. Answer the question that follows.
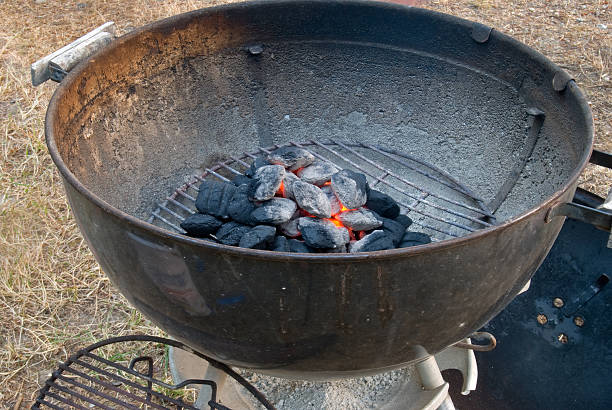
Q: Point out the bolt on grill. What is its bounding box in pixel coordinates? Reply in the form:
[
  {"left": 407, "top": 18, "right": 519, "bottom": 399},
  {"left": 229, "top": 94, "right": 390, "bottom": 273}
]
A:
[{"left": 149, "top": 140, "right": 495, "bottom": 241}]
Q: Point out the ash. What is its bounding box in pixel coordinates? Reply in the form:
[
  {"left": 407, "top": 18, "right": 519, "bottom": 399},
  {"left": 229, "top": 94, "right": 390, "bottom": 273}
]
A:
[{"left": 237, "top": 367, "right": 411, "bottom": 409}]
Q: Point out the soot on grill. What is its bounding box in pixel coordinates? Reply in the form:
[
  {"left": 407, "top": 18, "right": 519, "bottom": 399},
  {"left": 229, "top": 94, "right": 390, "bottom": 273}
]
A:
[{"left": 180, "top": 147, "right": 430, "bottom": 253}]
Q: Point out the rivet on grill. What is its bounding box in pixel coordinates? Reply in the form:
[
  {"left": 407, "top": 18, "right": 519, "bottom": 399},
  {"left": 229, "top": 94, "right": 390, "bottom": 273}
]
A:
[
  {"left": 552, "top": 297, "right": 564, "bottom": 308},
  {"left": 557, "top": 333, "right": 569, "bottom": 344},
  {"left": 248, "top": 44, "right": 264, "bottom": 55},
  {"left": 536, "top": 314, "right": 547, "bottom": 325},
  {"left": 574, "top": 316, "right": 585, "bottom": 327}
]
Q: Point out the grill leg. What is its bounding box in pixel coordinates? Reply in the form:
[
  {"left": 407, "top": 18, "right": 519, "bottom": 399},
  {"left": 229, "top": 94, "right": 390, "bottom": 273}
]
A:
[
  {"left": 415, "top": 356, "right": 456, "bottom": 410},
  {"left": 195, "top": 365, "right": 228, "bottom": 409}
]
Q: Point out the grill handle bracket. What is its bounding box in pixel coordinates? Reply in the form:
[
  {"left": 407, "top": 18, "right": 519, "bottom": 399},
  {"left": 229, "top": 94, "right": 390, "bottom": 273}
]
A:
[
  {"left": 31, "top": 22, "right": 116, "bottom": 86},
  {"left": 546, "top": 150, "right": 612, "bottom": 247}
]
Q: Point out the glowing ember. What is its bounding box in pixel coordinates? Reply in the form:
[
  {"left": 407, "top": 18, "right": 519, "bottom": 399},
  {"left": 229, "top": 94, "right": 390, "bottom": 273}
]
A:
[
  {"left": 277, "top": 181, "right": 285, "bottom": 197},
  {"left": 327, "top": 218, "right": 344, "bottom": 228}
]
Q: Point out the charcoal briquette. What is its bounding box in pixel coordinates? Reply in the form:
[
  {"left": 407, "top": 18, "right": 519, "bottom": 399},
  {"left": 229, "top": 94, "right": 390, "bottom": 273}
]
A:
[
  {"left": 288, "top": 239, "right": 313, "bottom": 253},
  {"left": 195, "top": 180, "right": 236, "bottom": 218},
  {"left": 250, "top": 198, "right": 297, "bottom": 224},
  {"left": 366, "top": 189, "right": 401, "bottom": 219},
  {"left": 282, "top": 172, "right": 300, "bottom": 200},
  {"left": 349, "top": 230, "right": 395, "bottom": 253},
  {"left": 394, "top": 214, "right": 413, "bottom": 229},
  {"left": 331, "top": 169, "right": 368, "bottom": 209},
  {"left": 228, "top": 184, "right": 256, "bottom": 225},
  {"left": 297, "top": 217, "right": 349, "bottom": 249},
  {"left": 399, "top": 232, "right": 432, "bottom": 248},
  {"left": 267, "top": 146, "right": 315, "bottom": 171},
  {"left": 336, "top": 208, "right": 382, "bottom": 231},
  {"left": 380, "top": 217, "right": 405, "bottom": 246},
  {"left": 249, "top": 165, "right": 285, "bottom": 201},
  {"left": 297, "top": 160, "right": 339, "bottom": 186},
  {"left": 231, "top": 174, "right": 252, "bottom": 187},
  {"left": 245, "top": 156, "right": 271, "bottom": 177},
  {"left": 292, "top": 180, "right": 332, "bottom": 218},
  {"left": 215, "top": 221, "right": 252, "bottom": 246},
  {"left": 239, "top": 225, "right": 276, "bottom": 249},
  {"left": 321, "top": 185, "right": 342, "bottom": 215},
  {"left": 271, "top": 236, "right": 290, "bottom": 252},
  {"left": 279, "top": 215, "right": 301, "bottom": 237},
  {"left": 180, "top": 213, "right": 222, "bottom": 238}
]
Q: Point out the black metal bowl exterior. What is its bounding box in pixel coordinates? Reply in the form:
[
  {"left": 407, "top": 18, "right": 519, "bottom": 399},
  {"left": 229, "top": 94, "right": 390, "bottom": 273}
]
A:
[{"left": 46, "top": 1, "right": 593, "bottom": 378}]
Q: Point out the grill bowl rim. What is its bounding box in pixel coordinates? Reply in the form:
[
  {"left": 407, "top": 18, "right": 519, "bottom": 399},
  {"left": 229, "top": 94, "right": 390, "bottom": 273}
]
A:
[{"left": 44, "top": 0, "right": 594, "bottom": 261}]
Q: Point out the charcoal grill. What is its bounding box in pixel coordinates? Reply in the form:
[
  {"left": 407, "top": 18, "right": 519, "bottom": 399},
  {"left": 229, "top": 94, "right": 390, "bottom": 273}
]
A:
[{"left": 37, "top": 0, "right": 611, "bottom": 379}]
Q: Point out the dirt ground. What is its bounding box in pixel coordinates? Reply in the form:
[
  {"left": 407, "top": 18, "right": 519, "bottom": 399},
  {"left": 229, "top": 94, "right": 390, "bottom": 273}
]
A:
[{"left": 0, "top": 0, "right": 609, "bottom": 408}]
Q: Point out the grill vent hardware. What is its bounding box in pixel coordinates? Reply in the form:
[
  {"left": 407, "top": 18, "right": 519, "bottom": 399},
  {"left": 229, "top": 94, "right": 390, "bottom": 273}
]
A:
[
  {"left": 33, "top": 335, "right": 275, "bottom": 410},
  {"left": 149, "top": 140, "right": 495, "bottom": 243}
]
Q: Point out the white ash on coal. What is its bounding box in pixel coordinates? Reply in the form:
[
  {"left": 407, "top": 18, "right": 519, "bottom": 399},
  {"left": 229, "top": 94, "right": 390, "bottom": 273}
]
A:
[
  {"left": 297, "top": 217, "right": 350, "bottom": 249},
  {"left": 281, "top": 172, "right": 300, "bottom": 200},
  {"left": 292, "top": 180, "right": 332, "bottom": 218},
  {"left": 331, "top": 169, "right": 368, "bottom": 209},
  {"left": 267, "top": 146, "right": 315, "bottom": 171},
  {"left": 250, "top": 198, "right": 297, "bottom": 224},
  {"left": 279, "top": 214, "right": 300, "bottom": 237},
  {"left": 321, "top": 185, "right": 342, "bottom": 215},
  {"left": 184, "top": 148, "right": 430, "bottom": 252},
  {"left": 249, "top": 165, "right": 285, "bottom": 201},
  {"left": 335, "top": 208, "right": 382, "bottom": 231},
  {"left": 297, "top": 160, "right": 339, "bottom": 186}
]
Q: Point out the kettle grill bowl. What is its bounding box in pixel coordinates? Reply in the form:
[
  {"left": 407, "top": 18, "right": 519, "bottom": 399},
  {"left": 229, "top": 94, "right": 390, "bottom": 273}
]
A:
[{"left": 46, "top": 1, "right": 592, "bottom": 378}]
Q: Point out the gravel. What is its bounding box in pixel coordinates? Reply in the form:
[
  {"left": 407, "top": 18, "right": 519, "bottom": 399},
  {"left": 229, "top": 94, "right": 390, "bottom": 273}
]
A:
[{"left": 237, "top": 366, "right": 411, "bottom": 409}]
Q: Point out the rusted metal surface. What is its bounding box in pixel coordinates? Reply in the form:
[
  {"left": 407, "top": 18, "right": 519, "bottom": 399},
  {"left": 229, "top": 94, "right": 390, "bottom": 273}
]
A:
[{"left": 44, "top": 1, "right": 594, "bottom": 378}]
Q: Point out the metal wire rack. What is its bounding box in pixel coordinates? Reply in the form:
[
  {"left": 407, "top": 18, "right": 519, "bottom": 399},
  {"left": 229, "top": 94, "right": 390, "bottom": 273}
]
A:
[
  {"left": 33, "top": 335, "right": 274, "bottom": 410},
  {"left": 148, "top": 140, "right": 495, "bottom": 242}
]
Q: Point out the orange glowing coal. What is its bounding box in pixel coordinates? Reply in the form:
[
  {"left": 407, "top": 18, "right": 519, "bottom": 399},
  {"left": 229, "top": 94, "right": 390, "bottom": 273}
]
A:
[
  {"left": 327, "top": 218, "right": 344, "bottom": 228},
  {"left": 277, "top": 181, "right": 285, "bottom": 197}
]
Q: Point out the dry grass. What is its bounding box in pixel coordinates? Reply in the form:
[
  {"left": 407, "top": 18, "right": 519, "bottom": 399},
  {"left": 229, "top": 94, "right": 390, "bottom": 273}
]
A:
[{"left": 0, "top": 0, "right": 609, "bottom": 408}]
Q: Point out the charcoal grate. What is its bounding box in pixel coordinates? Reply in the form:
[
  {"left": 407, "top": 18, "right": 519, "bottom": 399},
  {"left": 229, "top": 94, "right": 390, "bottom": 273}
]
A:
[
  {"left": 33, "top": 335, "right": 274, "bottom": 410},
  {"left": 148, "top": 140, "right": 495, "bottom": 242}
]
